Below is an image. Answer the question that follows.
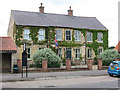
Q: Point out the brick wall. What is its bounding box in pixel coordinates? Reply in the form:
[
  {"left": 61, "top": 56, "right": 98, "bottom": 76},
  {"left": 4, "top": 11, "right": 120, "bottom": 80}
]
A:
[
  {"left": 66, "top": 59, "right": 71, "bottom": 71},
  {"left": 97, "top": 58, "right": 102, "bottom": 70},
  {"left": 42, "top": 59, "right": 47, "bottom": 72},
  {"left": 87, "top": 59, "right": 93, "bottom": 70}
]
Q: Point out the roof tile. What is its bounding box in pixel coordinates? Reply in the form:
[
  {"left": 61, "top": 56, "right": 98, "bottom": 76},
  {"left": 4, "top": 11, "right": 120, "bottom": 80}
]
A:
[{"left": 0, "top": 37, "right": 17, "bottom": 51}]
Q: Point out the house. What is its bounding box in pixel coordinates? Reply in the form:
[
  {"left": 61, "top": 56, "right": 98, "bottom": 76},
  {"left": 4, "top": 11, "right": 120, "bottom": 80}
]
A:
[
  {"left": 0, "top": 37, "right": 17, "bottom": 72},
  {"left": 8, "top": 3, "right": 108, "bottom": 68},
  {"left": 114, "top": 41, "right": 120, "bottom": 53}
]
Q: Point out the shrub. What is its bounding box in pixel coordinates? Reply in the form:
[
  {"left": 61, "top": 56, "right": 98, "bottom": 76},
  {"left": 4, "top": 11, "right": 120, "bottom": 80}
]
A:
[
  {"left": 32, "top": 48, "right": 62, "bottom": 68},
  {"left": 99, "top": 49, "right": 120, "bottom": 66},
  {"left": 93, "top": 57, "right": 98, "bottom": 65}
]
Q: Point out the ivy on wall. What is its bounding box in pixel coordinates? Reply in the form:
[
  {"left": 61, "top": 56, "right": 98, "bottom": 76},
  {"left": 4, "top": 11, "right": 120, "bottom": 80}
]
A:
[
  {"left": 86, "top": 29, "right": 108, "bottom": 56},
  {"left": 13, "top": 24, "right": 108, "bottom": 56},
  {"left": 13, "top": 24, "right": 47, "bottom": 47}
]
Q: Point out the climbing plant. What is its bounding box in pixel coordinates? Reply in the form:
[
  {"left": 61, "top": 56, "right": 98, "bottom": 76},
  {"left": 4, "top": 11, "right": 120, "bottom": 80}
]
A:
[
  {"left": 86, "top": 29, "right": 108, "bottom": 56},
  {"left": 14, "top": 24, "right": 47, "bottom": 47},
  {"left": 13, "top": 24, "right": 108, "bottom": 56}
]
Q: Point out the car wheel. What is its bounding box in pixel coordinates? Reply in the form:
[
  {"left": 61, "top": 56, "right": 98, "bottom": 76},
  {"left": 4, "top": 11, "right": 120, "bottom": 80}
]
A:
[{"left": 109, "top": 73, "right": 113, "bottom": 77}]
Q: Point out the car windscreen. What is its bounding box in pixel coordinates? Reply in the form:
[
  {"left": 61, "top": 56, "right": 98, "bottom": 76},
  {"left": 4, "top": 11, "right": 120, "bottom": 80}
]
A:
[{"left": 110, "top": 63, "right": 119, "bottom": 67}]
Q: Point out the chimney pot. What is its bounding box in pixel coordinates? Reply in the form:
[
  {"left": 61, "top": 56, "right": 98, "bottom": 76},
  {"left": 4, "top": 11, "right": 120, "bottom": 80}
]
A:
[
  {"left": 39, "top": 3, "right": 44, "bottom": 13},
  {"left": 41, "top": 3, "right": 42, "bottom": 7},
  {"left": 68, "top": 6, "right": 73, "bottom": 16}
]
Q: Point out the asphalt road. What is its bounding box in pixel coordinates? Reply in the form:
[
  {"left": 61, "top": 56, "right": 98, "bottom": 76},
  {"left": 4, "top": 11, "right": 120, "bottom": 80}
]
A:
[
  {"left": 2, "top": 70, "right": 108, "bottom": 82},
  {"left": 2, "top": 75, "right": 119, "bottom": 88}
]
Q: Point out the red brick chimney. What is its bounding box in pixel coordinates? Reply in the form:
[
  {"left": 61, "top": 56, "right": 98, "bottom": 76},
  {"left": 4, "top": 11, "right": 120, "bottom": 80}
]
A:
[
  {"left": 68, "top": 6, "right": 73, "bottom": 16},
  {"left": 39, "top": 3, "right": 44, "bottom": 13}
]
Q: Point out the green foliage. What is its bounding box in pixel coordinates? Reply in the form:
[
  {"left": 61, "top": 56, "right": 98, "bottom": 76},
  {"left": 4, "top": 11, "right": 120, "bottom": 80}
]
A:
[
  {"left": 14, "top": 25, "right": 24, "bottom": 47},
  {"left": 32, "top": 48, "right": 62, "bottom": 68},
  {"left": 62, "top": 58, "right": 66, "bottom": 66},
  {"left": 14, "top": 24, "right": 108, "bottom": 57},
  {"left": 86, "top": 30, "right": 108, "bottom": 56},
  {"left": 58, "top": 41, "right": 82, "bottom": 47},
  {"left": 29, "top": 27, "right": 39, "bottom": 44},
  {"left": 109, "top": 46, "right": 115, "bottom": 49},
  {"left": 99, "top": 49, "right": 120, "bottom": 66},
  {"left": 14, "top": 24, "right": 47, "bottom": 47},
  {"left": 93, "top": 57, "right": 98, "bottom": 65},
  {"left": 74, "top": 28, "right": 86, "bottom": 37}
]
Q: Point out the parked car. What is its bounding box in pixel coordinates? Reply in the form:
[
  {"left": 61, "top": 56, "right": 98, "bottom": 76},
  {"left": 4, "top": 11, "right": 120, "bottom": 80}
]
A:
[{"left": 108, "top": 61, "right": 120, "bottom": 76}]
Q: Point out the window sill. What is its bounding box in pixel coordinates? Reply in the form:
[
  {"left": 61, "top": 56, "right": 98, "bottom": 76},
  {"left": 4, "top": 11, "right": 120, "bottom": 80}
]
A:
[
  {"left": 38, "top": 40, "right": 45, "bottom": 41},
  {"left": 65, "top": 40, "right": 72, "bottom": 41},
  {"left": 87, "top": 41, "right": 93, "bottom": 43},
  {"left": 97, "top": 41, "right": 103, "bottom": 43},
  {"left": 27, "top": 59, "right": 31, "bottom": 60},
  {"left": 75, "top": 40, "right": 81, "bottom": 42},
  {"left": 23, "top": 39, "right": 31, "bottom": 41},
  {"left": 57, "top": 40, "right": 63, "bottom": 41}
]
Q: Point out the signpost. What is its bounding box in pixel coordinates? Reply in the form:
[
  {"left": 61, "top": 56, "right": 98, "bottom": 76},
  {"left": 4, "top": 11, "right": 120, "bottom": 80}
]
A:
[{"left": 22, "top": 42, "right": 28, "bottom": 78}]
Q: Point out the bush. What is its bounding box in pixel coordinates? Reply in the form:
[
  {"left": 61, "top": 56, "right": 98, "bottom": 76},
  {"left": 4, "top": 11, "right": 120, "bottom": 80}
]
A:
[
  {"left": 93, "top": 57, "right": 98, "bottom": 65},
  {"left": 32, "top": 48, "right": 62, "bottom": 68},
  {"left": 99, "top": 49, "right": 120, "bottom": 66}
]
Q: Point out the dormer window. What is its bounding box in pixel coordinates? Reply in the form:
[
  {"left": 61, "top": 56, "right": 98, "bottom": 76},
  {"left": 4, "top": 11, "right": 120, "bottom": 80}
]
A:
[
  {"left": 24, "top": 29, "right": 31, "bottom": 40},
  {"left": 38, "top": 29, "right": 45, "bottom": 41}
]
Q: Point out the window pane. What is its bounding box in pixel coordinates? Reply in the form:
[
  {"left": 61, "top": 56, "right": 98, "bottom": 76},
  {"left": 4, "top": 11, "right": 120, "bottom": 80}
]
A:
[
  {"left": 87, "top": 32, "right": 92, "bottom": 41},
  {"left": 27, "top": 48, "right": 31, "bottom": 59},
  {"left": 66, "top": 48, "right": 71, "bottom": 59},
  {"left": 39, "top": 29, "right": 45, "bottom": 40}
]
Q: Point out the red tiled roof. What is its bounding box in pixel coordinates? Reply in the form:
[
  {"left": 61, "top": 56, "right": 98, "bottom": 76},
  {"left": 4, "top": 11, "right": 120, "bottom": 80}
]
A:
[
  {"left": 114, "top": 41, "right": 120, "bottom": 52},
  {"left": 0, "top": 37, "right": 17, "bottom": 51}
]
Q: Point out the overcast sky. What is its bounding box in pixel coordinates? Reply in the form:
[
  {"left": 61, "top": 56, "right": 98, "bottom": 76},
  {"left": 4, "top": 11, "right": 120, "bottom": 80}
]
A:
[{"left": 0, "top": 0, "right": 119, "bottom": 47}]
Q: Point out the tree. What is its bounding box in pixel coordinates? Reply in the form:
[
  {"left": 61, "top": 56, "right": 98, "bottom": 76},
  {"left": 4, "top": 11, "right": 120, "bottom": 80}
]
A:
[
  {"left": 109, "top": 46, "right": 115, "bottom": 50},
  {"left": 32, "top": 48, "right": 62, "bottom": 68},
  {"left": 99, "top": 49, "right": 120, "bottom": 66}
]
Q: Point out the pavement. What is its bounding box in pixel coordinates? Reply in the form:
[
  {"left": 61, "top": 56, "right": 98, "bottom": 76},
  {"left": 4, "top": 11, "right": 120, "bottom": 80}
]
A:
[{"left": 2, "top": 70, "right": 108, "bottom": 82}]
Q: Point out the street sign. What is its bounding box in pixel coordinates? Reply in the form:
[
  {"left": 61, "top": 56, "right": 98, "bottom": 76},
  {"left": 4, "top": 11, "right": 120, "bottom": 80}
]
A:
[
  {"left": 22, "top": 42, "right": 28, "bottom": 77},
  {"left": 22, "top": 51, "right": 27, "bottom": 66}
]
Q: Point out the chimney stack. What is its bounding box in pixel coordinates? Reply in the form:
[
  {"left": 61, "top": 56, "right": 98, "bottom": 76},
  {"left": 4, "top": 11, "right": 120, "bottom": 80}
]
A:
[
  {"left": 68, "top": 6, "right": 73, "bottom": 16},
  {"left": 39, "top": 3, "right": 44, "bottom": 13}
]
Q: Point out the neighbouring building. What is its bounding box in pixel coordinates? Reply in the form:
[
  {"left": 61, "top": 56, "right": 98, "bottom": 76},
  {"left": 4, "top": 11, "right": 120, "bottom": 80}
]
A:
[
  {"left": 0, "top": 37, "right": 17, "bottom": 73},
  {"left": 8, "top": 3, "right": 108, "bottom": 68},
  {"left": 115, "top": 41, "right": 120, "bottom": 53}
]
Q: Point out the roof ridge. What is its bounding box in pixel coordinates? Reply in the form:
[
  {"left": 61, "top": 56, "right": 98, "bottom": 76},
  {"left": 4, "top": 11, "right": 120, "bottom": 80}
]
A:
[{"left": 11, "top": 10, "right": 96, "bottom": 18}]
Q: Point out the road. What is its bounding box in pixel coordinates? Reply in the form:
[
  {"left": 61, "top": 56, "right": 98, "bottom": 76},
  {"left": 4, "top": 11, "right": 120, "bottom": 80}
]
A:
[{"left": 2, "top": 75, "right": 119, "bottom": 88}]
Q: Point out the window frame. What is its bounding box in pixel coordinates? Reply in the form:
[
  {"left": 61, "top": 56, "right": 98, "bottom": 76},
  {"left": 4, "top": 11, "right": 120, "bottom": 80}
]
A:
[
  {"left": 87, "top": 32, "right": 93, "bottom": 42},
  {"left": 66, "top": 48, "right": 72, "bottom": 59},
  {"left": 38, "top": 28, "right": 45, "bottom": 41},
  {"left": 23, "top": 28, "right": 31, "bottom": 40},
  {"left": 97, "top": 32, "right": 103, "bottom": 43},
  {"left": 98, "top": 48, "right": 103, "bottom": 56},
  {"left": 75, "top": 48, "right": 81, "bottom": 60},
  {"left": 26, "top": 48, "right": 31, "bottom": 60},
  {"left": 74, "top": 30, "right": 81, "bottom": 42},
  {"left": 57, "top": 48, "right": 63, "bottom": 58},
  {"left": 87, "top": 47, "right": 93, "bottom": 59},
  {"left": 56, "top": 29, "right": 63, "bottom": 41},
  {"left": 65, "top": 30, "right": 72, "bottom": 41}
]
